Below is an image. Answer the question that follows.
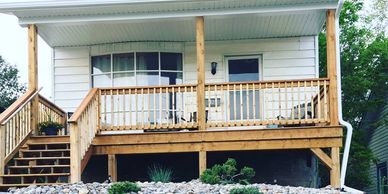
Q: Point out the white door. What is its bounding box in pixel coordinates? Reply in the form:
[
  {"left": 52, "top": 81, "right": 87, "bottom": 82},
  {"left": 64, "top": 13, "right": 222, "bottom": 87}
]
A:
[{"left": 227, "top": 56, "right": 261, "bottom": 121}]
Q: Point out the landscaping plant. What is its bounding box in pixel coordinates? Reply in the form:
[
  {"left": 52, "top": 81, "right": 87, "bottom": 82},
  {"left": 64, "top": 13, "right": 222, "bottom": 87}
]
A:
[
  {"left": 148, "top": 164, "right": 173, "bottom": 183},
  {"left": 230, "top": 187, "right": 263, "bottom": 194},
  {"left": 108, "top": 181, "right": 141, "bottom": 194},
  {"left": 200, "top": 158, "right": 255, "bottom": 185}
]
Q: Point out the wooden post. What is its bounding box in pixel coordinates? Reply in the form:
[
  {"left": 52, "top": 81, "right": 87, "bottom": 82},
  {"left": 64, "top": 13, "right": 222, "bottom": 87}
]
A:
[
  {"left": 330, "top": 147, "right": 340, "bottom": 188},
  {"left": 28, "top": 24, "right": 39, "bottom": 135},
  {"left": 70, "top": 122, "right": 81, "bottom": 183},
  {"left": 199, "top": 151, "right": 206, "bottom": 176},
  {"left": 326, "top": 10, "right": 339, "bottom": 125},
  {"left": 0, "top": 125, "right": 5, "bottom": 184},
  {"left": 108, "top": 154, "right": 117, "bottom": 182},
  {"left": 196, "top": 16, "right": 206, "bottom": 131}
]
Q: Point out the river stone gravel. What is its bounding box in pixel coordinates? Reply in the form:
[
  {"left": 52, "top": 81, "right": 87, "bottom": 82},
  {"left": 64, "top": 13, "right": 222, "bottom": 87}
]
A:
[{"left": 7, "top": 180, "right": 347, "bottom": 194}]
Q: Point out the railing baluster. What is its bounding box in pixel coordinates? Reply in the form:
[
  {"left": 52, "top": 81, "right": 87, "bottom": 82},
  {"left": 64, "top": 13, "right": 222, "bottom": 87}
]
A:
[
  {"left": 110, "top": 89, "right": 114, "bottom": 130},
  {"left": 324, "top": 80, "right": 328, "bottom": 121},
  {"left": 135, "top": 88, "right": 138, "bottom": 128},
  {"left": 246, "top": 83, "right": 250, "bottom": 125},
  {"left": 285, "top": 82, "right": 288, "bottom": 124},
  {"left": 226, "top": 84, "right": 230, "bottom": 127},
  {"left": 318, "top": 80, "right": 321, "bottom": 120},
  {"left": 129, "top": 89, "right": 132, "bottom": 129},
  {"left": 172, "top": 87, "right": 176, "bottom": 128},
  {"left": 123, "top": 89, "right": 126, "bottom": 129},
  {"left": 117, "top": 89, "right": 120, "bottom": 130},
  {"left": 278, "top": 82, "right": 281, "bottom": 124},
  {"left": 271, "top": 82, "right": 275, "bottom": 124},
  {"left": 252, "top": 83, "right": 256, "bottom": 125},
  {"left": 141, "top": 88, "right": 144, "bottom": 129},
  {"left": 183, "top": 86, "right": 187, "bottom": 128},
  {"left": 154, "top": 88, "right": 157, "bottom": 129},
  {"left": 298, "top": 81, "right": 301, "bottom": 121},
  {"left": 304, "top": 81, "right": 308, "bottom": 122},
  {"left": 220, "top": 85, "right": 224, "bottom": 127},
  {"left": 233, "top": 84, "right": 237, "bottom": 125},
  {"left": 311, "top": 80, "right": 315, "bottom": 120},
  {"left": 207, "top": 85, "right": 211, "bottom": 127},
  {"left": 291, "top": 82, "right": 294, "bottom": 122},
  {"left": 159, "top": 87, "right": 162, "bottom": 128},
  {"left": 148, "top": 88, "right": 151, "bottom": 129}
]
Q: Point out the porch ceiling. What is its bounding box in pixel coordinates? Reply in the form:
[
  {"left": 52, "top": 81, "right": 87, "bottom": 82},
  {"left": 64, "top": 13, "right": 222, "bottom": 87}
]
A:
[{"left": 0, "top": 0, "right": 339, "bottom": 47}]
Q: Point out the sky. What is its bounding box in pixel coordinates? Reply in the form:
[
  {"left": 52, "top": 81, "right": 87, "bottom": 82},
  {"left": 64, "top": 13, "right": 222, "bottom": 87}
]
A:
[{"left": 0, "top": 13, "right": 52, "bottom": 98}]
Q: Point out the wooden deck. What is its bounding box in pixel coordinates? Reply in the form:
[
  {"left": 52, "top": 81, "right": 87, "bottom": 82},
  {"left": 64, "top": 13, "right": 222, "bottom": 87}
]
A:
[{"left": 92, "top": 126, "right": 342, "bottom": 155}]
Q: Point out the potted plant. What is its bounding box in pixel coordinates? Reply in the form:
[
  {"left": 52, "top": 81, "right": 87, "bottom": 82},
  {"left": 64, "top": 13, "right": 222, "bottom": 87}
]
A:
[{"left": 38, "top": 120, "right": 64, "bottom": 136}]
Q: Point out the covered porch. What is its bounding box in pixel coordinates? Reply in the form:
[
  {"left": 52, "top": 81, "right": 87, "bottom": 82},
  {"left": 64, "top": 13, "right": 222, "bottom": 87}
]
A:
[{"left": 0, "top": 0, "right": 342, "bottom": 188}]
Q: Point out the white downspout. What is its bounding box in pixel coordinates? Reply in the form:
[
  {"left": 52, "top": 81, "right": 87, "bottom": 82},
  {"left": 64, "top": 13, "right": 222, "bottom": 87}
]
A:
[{"left": 335, "top": 1, "right": 364, "bottom": 193}]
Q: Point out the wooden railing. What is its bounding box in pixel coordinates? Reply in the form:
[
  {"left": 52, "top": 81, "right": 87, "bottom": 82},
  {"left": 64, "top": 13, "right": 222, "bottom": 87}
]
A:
[
  {"left": 98, "top": 84, "right": 198, "bottom": 131},
  {"left": 69, "top": 78, "right": 331, "bottom": 182},
  {"left": 0, "top": 88, "right": 67, "bottom": 178},
  {"left": 204, "top": 78, "right": 330, "bottom": 127},
  {"left": 38, "top": 95, "right": 67, "bottom": 134},
  {"left": 68, "top": 88, "right": 99, "bottom": 182}
]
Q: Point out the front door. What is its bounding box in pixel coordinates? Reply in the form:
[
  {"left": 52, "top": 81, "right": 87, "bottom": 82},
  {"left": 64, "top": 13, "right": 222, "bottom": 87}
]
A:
[{"left": 227, "top": 56, "right": 261, "bottom": 121}]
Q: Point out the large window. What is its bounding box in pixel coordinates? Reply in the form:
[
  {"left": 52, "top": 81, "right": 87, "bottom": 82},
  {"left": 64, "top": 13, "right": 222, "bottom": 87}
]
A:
[{"left": 92, "top": 52, "right": 183, "bottom": 87}]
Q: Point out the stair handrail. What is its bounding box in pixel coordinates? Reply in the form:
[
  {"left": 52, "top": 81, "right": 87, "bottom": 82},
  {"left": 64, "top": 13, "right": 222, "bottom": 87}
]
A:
[
  {"left": 68, "top": 88, "right": 99, "bottom": 183},
  {"left": 0, "top": 88, "right": 42, "bottom": 182},
  {"left": 0, "top": 88, "right": 42, "bottom": 125}
]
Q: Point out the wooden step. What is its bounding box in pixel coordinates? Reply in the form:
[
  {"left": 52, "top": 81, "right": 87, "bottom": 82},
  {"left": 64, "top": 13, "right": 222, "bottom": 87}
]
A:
[
  {"left": 20, "top": 149, "right": 69, "bottom": 153},
  {"left": 27, "top": 141, "right": 69, "bottom": 145},
  {"left": 0, "top": 182, "right": 67, "bottom": 187},
  {"left": 2, "top": 173, "right": 70, "bottom": 177},
  {"left": 14, "top": 157, "right": 70, "bottom": 160},
  {"left": 8, "top": 165, "right": 70, "bottom": 169}
]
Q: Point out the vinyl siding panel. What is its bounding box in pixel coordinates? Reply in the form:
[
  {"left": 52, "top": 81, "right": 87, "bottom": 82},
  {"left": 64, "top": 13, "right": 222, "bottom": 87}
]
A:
[
  {"left": 183, "top": 36, "right": 317, "bottom": 83},
  {"left": 366, "top": 103, "right": 388, "bottom": 194},
  {"left": 53, "top": 46, "right": 90, "bottom": 112}
]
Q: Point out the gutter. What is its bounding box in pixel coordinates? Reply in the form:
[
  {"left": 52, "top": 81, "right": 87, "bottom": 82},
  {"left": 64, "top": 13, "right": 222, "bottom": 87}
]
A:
[{"left": 335, "top": 0, "right": 364, "bottom": 193}]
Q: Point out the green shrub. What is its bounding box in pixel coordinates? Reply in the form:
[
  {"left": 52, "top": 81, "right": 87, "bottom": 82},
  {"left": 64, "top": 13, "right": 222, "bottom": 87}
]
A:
[
  {"left": 230, "top": 187, "right": 263, "bottom": 194},
  {"left": 108, "top": 181, "right": 141, "bottom": 194},
  {"left": 200, "top": 158, "right": 256, "bottom": 185},
  {"left": 148, "top": 164, "right": 173, "bottom": 183}
]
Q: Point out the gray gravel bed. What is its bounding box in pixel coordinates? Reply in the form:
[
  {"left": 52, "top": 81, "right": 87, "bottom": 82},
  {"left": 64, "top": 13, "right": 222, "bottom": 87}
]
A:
[{"left": 7, "top": 180, "right": 347, "bottom": 194}]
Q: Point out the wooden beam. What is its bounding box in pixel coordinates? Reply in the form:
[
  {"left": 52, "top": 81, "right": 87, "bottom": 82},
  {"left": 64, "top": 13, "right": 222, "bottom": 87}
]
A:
[
  {"left": 28, "top": 24, "right": 38, "bottom": 91},
  {"left": 70, "top": 122, "right": 81, "bottom": 183},
  {"left": 330, "top": 147, "right": 341, "bottom": 188},
  {"left": 81, "top": 146, "right": 93, "bottom": 173},
  {"left": 326, "top": 10, "right": 339, "bottom": 125},
  {"left": 108, "top": 154, "right": 117, "bottom": 182},
  {"left": 196, "top": 16, "right": 206, "bottom": 131},
  {"left": 28, "top": 24, "right": 39, "bottom": 135},
  {"left": 0, "top": 125, "right": 5, "bottom": 184},
  {"left": 93, "top": 138, "right": 342, "bottom": 155},
  {"left": 310, "top": 148, "right": 333, "bottom": 169},
  {"left": 93, "top": 126, "right": 343, "bottom": 146},
  {"left": 199, "top": 151, "right": 206, "bottom": 176}
]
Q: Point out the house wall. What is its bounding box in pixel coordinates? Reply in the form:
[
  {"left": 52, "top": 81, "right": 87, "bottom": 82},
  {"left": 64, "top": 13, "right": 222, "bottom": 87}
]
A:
[
  {"left": 366, "top": 102, "right": 388, "bottom": 194},
  {"left": 52, "top": 36, "right": 318, "bottom": 112}
]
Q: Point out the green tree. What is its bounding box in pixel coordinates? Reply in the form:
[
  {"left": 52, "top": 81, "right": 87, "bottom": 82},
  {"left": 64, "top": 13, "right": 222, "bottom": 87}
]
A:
[
  {"left": 319, "top": 0, "right": 388, "bottom": 189},
  {"left": 0, "top": 56, "right": 26, "bottom": 113}
]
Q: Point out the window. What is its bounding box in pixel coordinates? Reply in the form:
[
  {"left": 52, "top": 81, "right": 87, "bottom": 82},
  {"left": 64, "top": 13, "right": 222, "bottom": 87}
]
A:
[
  {"left": 377, "top": 163, "right": 388, "bottom": 194},
  {"left": 91, "top": 52, "right": 183, "bottom": 87}
]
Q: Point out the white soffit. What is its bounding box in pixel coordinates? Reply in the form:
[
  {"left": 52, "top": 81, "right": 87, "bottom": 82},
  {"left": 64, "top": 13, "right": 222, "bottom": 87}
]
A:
[{"left": 0, "top": 0, "right": 338, "bottom": 47}]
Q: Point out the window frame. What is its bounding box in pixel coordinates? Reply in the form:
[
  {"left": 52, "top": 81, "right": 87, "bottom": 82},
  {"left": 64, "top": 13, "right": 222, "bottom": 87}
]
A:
[{"left": 91, "top": 51, "right": 184, "bottom": 87}]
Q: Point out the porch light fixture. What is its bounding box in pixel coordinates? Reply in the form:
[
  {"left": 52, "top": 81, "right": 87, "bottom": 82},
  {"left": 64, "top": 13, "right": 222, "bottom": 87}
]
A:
[{"left": 211, "top": 62, "right": 217, "bottom": 75}]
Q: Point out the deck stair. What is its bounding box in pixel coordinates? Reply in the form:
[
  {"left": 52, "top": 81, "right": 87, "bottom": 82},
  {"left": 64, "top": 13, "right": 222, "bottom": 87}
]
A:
[{"left": 0, "top": 136, "right": 70, "bottom": 188}]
